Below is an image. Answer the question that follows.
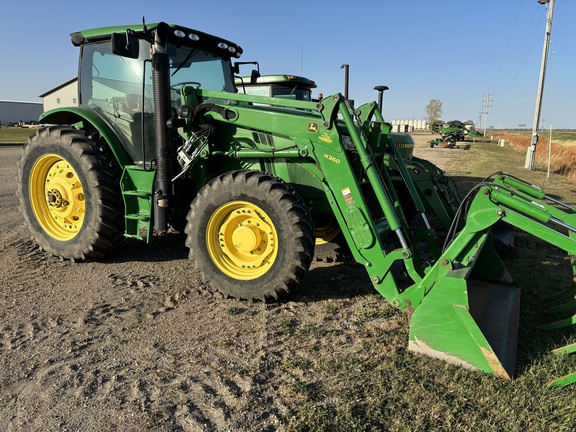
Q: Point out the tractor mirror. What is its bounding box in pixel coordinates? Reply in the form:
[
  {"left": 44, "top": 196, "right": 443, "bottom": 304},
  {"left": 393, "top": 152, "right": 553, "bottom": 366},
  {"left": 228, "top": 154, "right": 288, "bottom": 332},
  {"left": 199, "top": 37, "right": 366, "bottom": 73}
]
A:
[
  {"left": 250, "top": 69, "right": 260, "bottom": 84},
  {"left": 112, "top": 32, "right": 140, "bottom": 59}
]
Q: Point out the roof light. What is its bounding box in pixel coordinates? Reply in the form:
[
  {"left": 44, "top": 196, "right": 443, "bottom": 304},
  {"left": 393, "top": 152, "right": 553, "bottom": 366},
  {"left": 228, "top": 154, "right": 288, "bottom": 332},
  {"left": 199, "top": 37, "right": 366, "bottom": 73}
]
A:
[
  {"left": 188, "top": 33, "right": 199, "bottom": 41},
  {"left": 218, "top": 42, "right": 229, "bottom": 50},
  {"left": 228, "top": 46, "right": 236, "bottom": 54},
  {"left": 174, "top": 30, "right": 186, "bottom": 38}
]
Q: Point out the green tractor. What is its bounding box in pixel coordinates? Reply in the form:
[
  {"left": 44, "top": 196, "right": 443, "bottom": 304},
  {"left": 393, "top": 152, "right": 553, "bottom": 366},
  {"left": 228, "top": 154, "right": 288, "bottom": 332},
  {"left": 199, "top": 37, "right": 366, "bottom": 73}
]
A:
[
  {"left": 18, "top": 22, "right": 576, "bottom": 386},
  {"left": 439, "top": 120, "right": 467, "bottom": 141},
  {"left": 429, "top": 120, "right": 467, "bottom": 148},
  {"left": 234, "top": 68, "right": 317, "bottom": 102}
]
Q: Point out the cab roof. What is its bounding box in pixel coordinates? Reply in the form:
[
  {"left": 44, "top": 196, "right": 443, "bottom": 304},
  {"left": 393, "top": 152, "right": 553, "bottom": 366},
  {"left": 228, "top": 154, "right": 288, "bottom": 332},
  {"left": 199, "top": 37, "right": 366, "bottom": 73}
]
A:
[
  {"left": 234, "top": 74, "right": 316, "bottom": 88},
  {"left": 70, "top": 22, "right": 243, "bottom": 59}
]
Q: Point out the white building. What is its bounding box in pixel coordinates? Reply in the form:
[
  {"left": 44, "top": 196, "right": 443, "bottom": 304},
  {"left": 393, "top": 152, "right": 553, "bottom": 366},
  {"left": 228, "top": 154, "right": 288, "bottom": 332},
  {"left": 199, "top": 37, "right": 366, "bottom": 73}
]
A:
[
  {"left": 390, "top": 119, "right": 429, "bottom": 133},
  {"left": 39, "top": 78, "right": 78, "bottom": 113}
]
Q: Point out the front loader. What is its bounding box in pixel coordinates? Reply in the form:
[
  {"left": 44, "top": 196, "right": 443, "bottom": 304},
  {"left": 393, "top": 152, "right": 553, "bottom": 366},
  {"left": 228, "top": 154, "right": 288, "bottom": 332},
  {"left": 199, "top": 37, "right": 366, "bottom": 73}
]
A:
[{"left": 18, "top": 21, "right": 576, "bottom": 386}]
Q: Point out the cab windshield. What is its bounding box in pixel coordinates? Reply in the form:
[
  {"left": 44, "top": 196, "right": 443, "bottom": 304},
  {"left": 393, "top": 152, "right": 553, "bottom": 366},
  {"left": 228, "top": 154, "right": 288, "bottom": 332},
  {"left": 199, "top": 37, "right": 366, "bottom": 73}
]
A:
[
  {"left": 79, "top": 39, "right": 234, "bottom": 162},
  {"left": 272, "top": 85, "right": 312, "bottom": 101},
  {"left": 169, "top": 45, "right": 235, "bottom": 90}
]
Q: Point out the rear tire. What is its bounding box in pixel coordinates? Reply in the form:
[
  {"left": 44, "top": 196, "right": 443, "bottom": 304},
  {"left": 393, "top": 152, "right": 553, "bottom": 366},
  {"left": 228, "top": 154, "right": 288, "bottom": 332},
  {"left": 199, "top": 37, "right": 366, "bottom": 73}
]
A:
[
  {"left": 17, "top": 126, "right": 124, "bottom": 260},
  {"left": 185, "top": 170, "right": 315, "bottom": 301}
]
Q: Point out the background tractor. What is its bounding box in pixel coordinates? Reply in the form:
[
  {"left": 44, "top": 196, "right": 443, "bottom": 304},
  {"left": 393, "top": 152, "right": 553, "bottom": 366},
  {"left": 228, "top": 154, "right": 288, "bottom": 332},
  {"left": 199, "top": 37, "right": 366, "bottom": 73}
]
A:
[
  {"left": 429, "top": 120, "right": 467, "bottom": 148},
  {"left": 439, "top": 120, "right": 467, "bottom": 141},
  {"left": 18, "top": 21, "right": 576, "bottom": 386}
]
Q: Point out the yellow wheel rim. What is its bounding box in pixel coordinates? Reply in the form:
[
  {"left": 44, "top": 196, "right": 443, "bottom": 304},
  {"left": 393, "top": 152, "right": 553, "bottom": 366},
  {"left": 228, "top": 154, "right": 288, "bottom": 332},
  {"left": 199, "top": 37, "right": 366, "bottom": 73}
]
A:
[
  {"left": 29, "top": 154, "right": 85, "bottom": 241},
  {"left": 315, "top": 216, "right": 341, "bottom": 245},
  {"left": 207, "top": 201, "right": 278, "bottom": 280}
]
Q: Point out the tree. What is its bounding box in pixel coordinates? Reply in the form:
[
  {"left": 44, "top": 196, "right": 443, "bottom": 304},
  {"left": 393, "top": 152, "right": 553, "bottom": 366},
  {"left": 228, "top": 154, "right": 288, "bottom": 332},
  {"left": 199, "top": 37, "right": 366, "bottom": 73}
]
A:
[{"left": 425, "top": 100, "right": 443, "bottom": 131}]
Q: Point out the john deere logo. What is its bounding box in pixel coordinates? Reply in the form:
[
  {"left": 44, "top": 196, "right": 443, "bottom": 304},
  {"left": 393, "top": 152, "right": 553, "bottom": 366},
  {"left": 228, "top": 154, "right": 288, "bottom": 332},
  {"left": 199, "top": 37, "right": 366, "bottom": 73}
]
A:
[{"left": 308, "top": 122, "right": 318, "bottom": 133}]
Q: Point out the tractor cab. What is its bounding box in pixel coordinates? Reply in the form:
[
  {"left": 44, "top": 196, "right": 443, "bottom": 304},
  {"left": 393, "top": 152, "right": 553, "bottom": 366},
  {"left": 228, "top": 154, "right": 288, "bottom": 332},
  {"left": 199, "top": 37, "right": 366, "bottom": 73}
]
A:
[
  {"left": 70, "top": 23, "right": 242, "bottom": 163},
  {"left": 234, "top": 74, "right": 316, "bottom": 101}
]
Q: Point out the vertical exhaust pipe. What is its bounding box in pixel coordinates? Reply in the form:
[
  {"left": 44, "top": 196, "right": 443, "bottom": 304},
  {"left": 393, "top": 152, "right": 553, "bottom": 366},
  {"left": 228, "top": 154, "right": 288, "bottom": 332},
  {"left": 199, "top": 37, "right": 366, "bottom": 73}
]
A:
[
  {"left": 340, "top": 64, "right": 349, "bottom": 100},
  {"left": 374, "top": 85, "right": 389, "bottom": 112},
  {"left": 151, "top": 22, "right": 173, "bottom": 231}
]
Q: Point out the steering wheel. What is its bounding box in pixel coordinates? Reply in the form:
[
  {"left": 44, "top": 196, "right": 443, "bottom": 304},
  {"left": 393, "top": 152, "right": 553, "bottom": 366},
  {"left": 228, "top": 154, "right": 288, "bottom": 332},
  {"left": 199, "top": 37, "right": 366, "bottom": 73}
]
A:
[{"left": 171, "top": 81, "right": 201, "bottom": 90}]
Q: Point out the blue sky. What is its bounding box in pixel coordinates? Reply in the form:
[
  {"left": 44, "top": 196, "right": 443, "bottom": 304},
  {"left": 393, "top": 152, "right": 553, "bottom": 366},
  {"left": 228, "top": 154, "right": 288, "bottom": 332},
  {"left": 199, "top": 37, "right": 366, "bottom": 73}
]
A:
[{"left": 2, "top": 0, "right": 574, "bottom": 129}]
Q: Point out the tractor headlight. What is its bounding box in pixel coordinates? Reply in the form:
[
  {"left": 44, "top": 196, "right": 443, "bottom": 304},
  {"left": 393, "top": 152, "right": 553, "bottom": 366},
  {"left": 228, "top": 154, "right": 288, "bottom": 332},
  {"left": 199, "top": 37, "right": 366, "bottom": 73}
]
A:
[{"left": 177, "top": 105, "right": 191, "bottom": 119}]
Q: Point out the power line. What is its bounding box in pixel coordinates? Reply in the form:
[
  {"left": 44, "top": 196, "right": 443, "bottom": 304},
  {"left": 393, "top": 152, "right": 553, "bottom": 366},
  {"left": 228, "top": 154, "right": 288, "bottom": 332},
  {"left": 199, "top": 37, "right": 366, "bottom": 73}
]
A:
[
  {"left": 486, "top": 0, "right": 522, "bottom": 92},
  {"left": 488, "top": 4, "right": 545, "bottom": 97}
]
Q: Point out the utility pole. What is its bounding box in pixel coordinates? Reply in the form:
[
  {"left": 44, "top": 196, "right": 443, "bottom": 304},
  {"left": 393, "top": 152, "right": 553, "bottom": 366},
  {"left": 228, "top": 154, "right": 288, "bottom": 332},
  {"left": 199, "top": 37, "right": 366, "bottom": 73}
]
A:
[
  {"left": 528, "top": 0, "right": 554, "bottom": 170},
  {"left": 482, "top": 93, "right": 493, "bottom": 137}
]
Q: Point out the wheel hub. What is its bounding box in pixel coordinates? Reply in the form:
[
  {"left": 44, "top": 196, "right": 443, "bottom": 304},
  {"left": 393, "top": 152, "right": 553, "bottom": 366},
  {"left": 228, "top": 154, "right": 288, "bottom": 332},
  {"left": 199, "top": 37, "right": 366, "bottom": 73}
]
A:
[
  {"left": 46, "top": 189, "right": 64, "bottom": 207},
  {"left": 29, "top": 154, "right": 85, "bottom": 241},
  {"left": 207, "top": 202, "right": 278, "bottom": 279},
  {"left": 231, "top": 225, "right": 262, "bottom": 253}
]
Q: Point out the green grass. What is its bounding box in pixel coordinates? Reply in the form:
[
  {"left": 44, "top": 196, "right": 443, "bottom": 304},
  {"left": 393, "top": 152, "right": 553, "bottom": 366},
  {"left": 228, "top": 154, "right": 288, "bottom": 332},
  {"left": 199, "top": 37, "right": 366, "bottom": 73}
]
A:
[
  {"left": 280, "top": 292, "right": 576, "bottom": 431},
  {"left": 551, "top": 131, "right": 576, "bottom": 142},
  {"left": 0, "top": 126, "right": 35, "bottom": 144}
]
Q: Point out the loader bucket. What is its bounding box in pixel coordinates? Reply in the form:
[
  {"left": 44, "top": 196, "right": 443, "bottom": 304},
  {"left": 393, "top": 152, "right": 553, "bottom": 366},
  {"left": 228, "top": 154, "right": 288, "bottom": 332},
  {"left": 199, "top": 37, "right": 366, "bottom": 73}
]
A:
[
  {"left": 407, "top": 228, "right": 522, "bottom": 379},
  {"left": 409, "top": 276, "right": 521, "bottom": 379}
]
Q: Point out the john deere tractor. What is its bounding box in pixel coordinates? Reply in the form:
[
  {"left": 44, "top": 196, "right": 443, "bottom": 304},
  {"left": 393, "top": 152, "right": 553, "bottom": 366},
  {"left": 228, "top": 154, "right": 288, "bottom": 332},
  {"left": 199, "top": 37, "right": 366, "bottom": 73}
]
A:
[
  {"left": 429, "top": 120, "right": 467, "bottom": 148},
  {"left": 18, "top": 22, "right": 576, "bottom": 386}
]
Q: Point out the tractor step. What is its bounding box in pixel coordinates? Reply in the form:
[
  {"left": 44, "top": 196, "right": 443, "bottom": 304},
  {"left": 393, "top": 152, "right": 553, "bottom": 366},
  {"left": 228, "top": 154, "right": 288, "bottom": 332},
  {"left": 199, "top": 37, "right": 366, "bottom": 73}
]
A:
[{"left": 120, "top": 166, "right": 155, "bottom": 242}]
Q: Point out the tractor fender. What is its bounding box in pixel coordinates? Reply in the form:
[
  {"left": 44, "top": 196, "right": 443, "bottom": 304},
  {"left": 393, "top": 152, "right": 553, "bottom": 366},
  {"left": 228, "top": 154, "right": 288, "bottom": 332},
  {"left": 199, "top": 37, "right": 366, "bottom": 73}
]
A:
[{"left": 39, "top": 107, "right": 132, "bottom": 167}]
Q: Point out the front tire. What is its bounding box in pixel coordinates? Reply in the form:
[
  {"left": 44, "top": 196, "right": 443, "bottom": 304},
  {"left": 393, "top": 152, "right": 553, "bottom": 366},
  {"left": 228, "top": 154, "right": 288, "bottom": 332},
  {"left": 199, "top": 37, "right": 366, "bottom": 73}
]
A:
[
  {"left": 17, "top": 126, "right": 124, "bottom": 260},
  {"left": 185, "top": 170, "right": 315, "bottom": 301}
]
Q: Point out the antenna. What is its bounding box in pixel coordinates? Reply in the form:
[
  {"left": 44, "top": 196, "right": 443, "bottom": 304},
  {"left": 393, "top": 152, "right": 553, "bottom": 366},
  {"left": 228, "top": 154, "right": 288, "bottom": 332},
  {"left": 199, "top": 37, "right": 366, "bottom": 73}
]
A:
[{"left": 300, "top": 44, "right": 304, "bottom": 76}]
